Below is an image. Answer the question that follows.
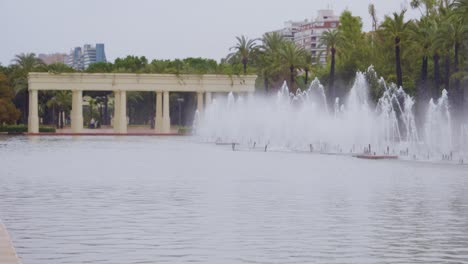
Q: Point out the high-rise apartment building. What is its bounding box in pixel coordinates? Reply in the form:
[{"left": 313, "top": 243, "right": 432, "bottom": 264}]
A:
[
  {"left": 268, "top": 10, "right": 339, "bottom": 64},
  {"left": 64, "top": 43, "right": 106, "bottom": 70}
]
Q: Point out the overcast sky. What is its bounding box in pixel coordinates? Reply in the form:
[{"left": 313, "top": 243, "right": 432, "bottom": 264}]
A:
[{"left": 0, "top": 0, "right": 420, "bottom": 65}]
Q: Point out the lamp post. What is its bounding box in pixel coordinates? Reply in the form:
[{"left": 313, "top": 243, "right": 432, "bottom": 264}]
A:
[{"left": 176, "top": 97, "right": 185, "bottom": 127}]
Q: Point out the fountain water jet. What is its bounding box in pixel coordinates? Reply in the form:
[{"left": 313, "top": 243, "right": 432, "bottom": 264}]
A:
[{"left": 197, "top": 68, "right": 467, "bottom": 162}]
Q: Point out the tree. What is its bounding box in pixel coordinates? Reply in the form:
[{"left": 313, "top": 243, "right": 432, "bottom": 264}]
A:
[
  {"left": 0, "top": 72, "right": 20, "bottom": 124},
  {"left": 410, "top": 0, "right": 437, "bottom": 15},
  {"left": 336, "top": 11, "right": 369, "bottom": 83},
  {"left": 86, "top": 62, "right": 114, "bottom": 73},
  {"left": 408, "top": 17, "right": 433, "bottom": 98},
  {"left": 452, "top": 0, "right": 468, "bottom": 17},
  {"left": 114, "top": 56, "right": 148, "bottom": 73},
  {"left": 227, "top": 35, "right": 258, "bottom": 74},
  {"left": 380, "top": 10, "right": 412, "bottom": 88},
  {"left": 368, "top": 4, "right": 378, "bottom": 32},
  {"left": 258, "top": 32, "right": 288, "bottom": 91},
  {"left": 279, "top": 41, "right": 307, "bottom": 90},
  {"left": 320, "top": 29, "right": 342, "bottom": 101},
  {"left": 46, "top": 91, "right": 71, "bottom": 128},
  {"left": 11, "top": 53, "right": 45, "bottom": 123},
  {"left": 303, "top": 53, "right": 313, "bottom": 86}
]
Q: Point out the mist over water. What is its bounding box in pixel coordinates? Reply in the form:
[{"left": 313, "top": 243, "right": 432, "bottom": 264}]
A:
[{"left": 197, "top": 67, "right": 468, "bottom": 162}]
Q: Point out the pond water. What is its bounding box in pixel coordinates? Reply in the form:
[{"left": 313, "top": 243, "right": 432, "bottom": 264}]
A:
[{"left": 1, "top": 136, "right": 468, "bottom": 264}]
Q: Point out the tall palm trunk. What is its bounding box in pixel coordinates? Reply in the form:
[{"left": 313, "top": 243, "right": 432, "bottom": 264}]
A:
[
  {"left": 61, "top": 110, "right": 64, "bottom": 129},
  {"left": 23, "top": 90, "right": 29, "bottom": 124},
  {"left": 433, "top": 53, "right": 440, "bottom": 96},
  {"left": 444, "top": 54, "right": 450, "bottom": 91},
  {"left": 421, "top": 55, "right": 428, "bottom": 98},
  {"left": 305, "top": 68, "right": 309, "bottom": 87},
  {"left": 395, "top": 37, "right": 403, "bottom": 87},
  {"left": 264, "top": 77, "right": 269, "bottom": 93},
  {"left": 104, "top": 96, "right": 108, "bottom": 125},
  {"left": 454, "top": 42, "right": 461, "bottom": 110},
  {"left": 52, "top": 105, "right": 56, "bottom": 128},
  {"left": 290, "top": 65, "right": 295, "bottom": 89},
  {"left": 329, "top": 48, "right": 336, "bottom": 101},
  {"left": 242, "top": 58, "right": 247, "bottom": 75}
]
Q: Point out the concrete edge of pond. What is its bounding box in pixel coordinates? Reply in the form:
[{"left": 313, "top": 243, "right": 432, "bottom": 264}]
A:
[
  {"left": 0, "top": 223, "right": 21, "bottom": 264},
  {"left": 25, "top": 133, "right": 188, "bottom": 136}
]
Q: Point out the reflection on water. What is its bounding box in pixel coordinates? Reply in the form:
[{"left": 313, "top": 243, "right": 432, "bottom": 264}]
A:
[{"left": 0, "top": 136, "right": 468, "bottom": 264}]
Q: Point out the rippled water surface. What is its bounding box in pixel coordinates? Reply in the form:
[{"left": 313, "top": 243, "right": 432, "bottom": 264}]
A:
[{"left": 1, "top": 136, "right": 468, "bottom": 264}]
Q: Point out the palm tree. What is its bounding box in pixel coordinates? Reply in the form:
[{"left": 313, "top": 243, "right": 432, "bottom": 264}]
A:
[
  {"left": 12, "top": 53, "right": 44, "bottom": 74},
  {"left": 227, "top": 35, "right": 258, "bottom": 74},
  {"left": 380, "top": 10, "right": 411, "bottom": 88},
  {"left": 46, "top": 91, "right": 71, "bottom": 128},
  {"left": 11, "top": 53, "right": 45, "bottom": 123},
  {"left": 434, "top": 15, "right": 466, "bottom": 109},
  {"left": 408, "top": 17, "right": 433, "bottom": 98},
  {"left": 127, "top": 92, "right": 143, "bottom": 125},
  {"left": 452, "top": 0, "right": 468, "bottom": 17},
  {"left": 279, "top": 41, "right": 307, "bottom": 90},
  {"left": 259, "top": 32, "right": 287, "bottom": 91},
  {"left": 303, "top": 53, "right": 313, "bottom": 87},
  {"left": 320, "top": 29, "right": 342, "bottom": 100},
  {"left": 368, "top": 4, "right": 378, "bottom": 32}
]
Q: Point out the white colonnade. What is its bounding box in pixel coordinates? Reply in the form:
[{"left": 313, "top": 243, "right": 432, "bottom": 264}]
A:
[{"left": 27, "top": 73, "right": 256, "bottom": 134}]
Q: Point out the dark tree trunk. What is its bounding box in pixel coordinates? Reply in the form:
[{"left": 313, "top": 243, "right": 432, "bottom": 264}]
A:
[
  {"left": 60, "top": 109, "right": 64, "bottom": 129},
  {"left": 264, "top": 77, "right": 269, "bottom": 93},
  {"left": 290, "top": 65, "right": 295, "bottom": 89},
  {"left": 150, "top": 92, "right": 155, "bottom": 128},
  {"left": 444, "top": 54, "right": 450, "bottom": 91},
  {"left": 454, "top": 42, "right": 461, "bottom": 111},
  {"left": 329, "top": 48, "right": 336, "bottom": 101},
  {"left": 104, "top": 95, "right": 109, "bottom": 125},
  {"left": 433, "top": 53, "right": 440, "bottom": 97},
  {"left": 52, "top": 105, "right": 56, "bottom": 128},
  {"left": 242, "top": 58, "right": 248, "bottom": 75},
  {"left": 23, "top": 90, "right": 29, "bottom": 124},
  {"left": 395, "top": 37, "right": 403, "bottom": 88},
  {"left": 305, "top": 68, "right": 309, "bottom": 87},
  {"left": 420, "top": 55, "right": 428, "bottom": 99}
]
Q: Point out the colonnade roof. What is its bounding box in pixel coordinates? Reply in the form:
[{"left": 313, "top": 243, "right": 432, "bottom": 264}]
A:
[{"left": 28, "top": 72, "right": 257, "bottom": 92}]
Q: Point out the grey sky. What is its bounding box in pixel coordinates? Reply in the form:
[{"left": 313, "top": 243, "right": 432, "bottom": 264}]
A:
[{"left": 0, "top": 0, "right": 420, "bottom": 65}]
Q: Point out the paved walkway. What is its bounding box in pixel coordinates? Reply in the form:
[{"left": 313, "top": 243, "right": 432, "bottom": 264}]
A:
[{"left": 0, "top": 223, "right": 20, "bottom": 264}]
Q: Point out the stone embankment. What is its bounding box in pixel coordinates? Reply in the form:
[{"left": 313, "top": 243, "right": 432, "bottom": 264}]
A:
[{"left": 0, "top": 223, "right": 20, "bottom": 264}]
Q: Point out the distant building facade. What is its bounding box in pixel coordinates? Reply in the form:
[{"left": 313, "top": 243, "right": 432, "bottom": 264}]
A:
[
  {"left": 268, "top": 10, "right": 339, "bottom": 64},
  {"left": 64, "top": 43, "right": 107, "bottom": 70},
  {"left": 38, "top": 53, "right": 67, "bottom": 65}
]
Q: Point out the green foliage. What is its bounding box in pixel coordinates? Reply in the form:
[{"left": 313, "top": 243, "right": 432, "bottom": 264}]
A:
[
  {"left": 0, "top": 125, "right": 56, "bottom": 133},
  {"left": 0, "top": 124, "right": 27, "bottom": 133},
  {"left": 0, "top": 72, "right": 20, "bottom": 124},
  {"left": 177, "top": 127, "right": 193, "bottom": 135},
  {"left": 227, "top": 35, "right": 259, "bottom": 74},
  {"left": 86, "top": 62, "right": 114, "bottom": 73}
]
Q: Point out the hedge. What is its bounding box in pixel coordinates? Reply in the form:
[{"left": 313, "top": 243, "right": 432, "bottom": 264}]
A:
[
  {"left": 177, "top": 127, "right": 193, "bottom": 135},
  {"left": 0, "top": 125, "right": 56, "bottom": 133}
]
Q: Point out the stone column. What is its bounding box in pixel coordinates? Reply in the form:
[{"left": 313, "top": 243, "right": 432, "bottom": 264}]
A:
[
  {"left": 71, "top": 90, "right": 83, "bottom": 133},
  {"left": 113, "top": 91, "right": 121, "bottom": 133},
  {"left": 28, "top": 89, "right": 39, "bottom": 133},
  {"left": 155, "top": 91, "right": 163, "bottom": 133},
  {"left": 163, "top": 91, "right": 171, "bottom": 133},
  {"left": 118, "top": 90, "right": 127, "bottom": 134},
  {"left": 205, "top": 92, "right": 212, "bottom": 106},
  {"left": 197, "top": 91, "right": 204, "bottom": 114}
]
